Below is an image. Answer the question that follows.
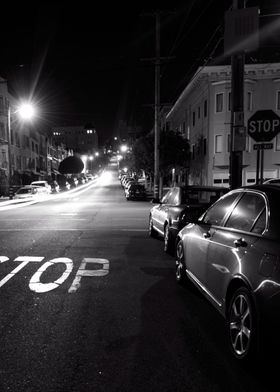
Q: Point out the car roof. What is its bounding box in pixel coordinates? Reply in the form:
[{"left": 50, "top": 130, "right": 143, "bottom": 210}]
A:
[
  {"left": 17, "top": 185, "right": 40, "bottom": 190},
  {"left": 179, "top": 185, "right": 229, "bottom": 191}
]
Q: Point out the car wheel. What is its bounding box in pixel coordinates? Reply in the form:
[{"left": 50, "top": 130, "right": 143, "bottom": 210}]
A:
[
  {"left": 227, "top": 287, "right": 258, "bottom": 361},
  {"left": 175, "top": 240, "right": 187, "bottom": 285},
  {"left": 164, "top": 223, "right": 173, "bottom": 254},
  {"left": 149, "top": 215, "right": 157, "bottom": 238}
]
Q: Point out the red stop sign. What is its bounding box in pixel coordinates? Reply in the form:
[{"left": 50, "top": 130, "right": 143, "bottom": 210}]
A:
[{"left": 247, "top": 110, "right": 280, "bottom": 142}]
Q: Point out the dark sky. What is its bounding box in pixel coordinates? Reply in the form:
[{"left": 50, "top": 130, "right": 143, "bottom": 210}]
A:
[{"left": 0, "top": 1, "right": 279, "bottom": 144}]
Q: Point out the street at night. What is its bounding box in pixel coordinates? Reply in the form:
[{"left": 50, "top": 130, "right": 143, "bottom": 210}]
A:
[{"left": 0, "top": 162, "right": 278, "bottom": 392}]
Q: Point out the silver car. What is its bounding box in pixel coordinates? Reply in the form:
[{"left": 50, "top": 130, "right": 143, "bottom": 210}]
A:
[{"left": 175, "top": 184, "right": 280, "bottom": 362}]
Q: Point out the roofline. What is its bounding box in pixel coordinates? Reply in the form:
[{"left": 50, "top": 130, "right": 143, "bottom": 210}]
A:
[{"left": 166, "top": 62, "right": 280, "bottom": 119}]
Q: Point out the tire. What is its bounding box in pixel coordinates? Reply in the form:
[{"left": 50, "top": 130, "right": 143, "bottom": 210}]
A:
[
  {"left": 175, "top": 240, "right": 188, "bottom": 285},
  {"left": 164, "top": 223, "right": 173, "bottom": 254},
  {"left": 227, "top": 287, "right": 258, "bottom": 362},
  {"left": 149, "top": 215, "right": 157, "bottom": 238}
]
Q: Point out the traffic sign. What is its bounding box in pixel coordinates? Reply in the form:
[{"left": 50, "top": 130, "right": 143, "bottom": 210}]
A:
[
  {"left": 247, "top": 110, "right": 280, "bottom": 142},
  {"left": 253, "top": 143, "right": 273, "bottom": 150}
]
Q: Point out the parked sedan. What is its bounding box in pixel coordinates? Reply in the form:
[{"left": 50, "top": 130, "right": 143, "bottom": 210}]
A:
[
  {"left": 175, "top": 184, "right": 280, "bottom": 362},
  {"left": 149, "top": 185, "right": 228, "bottom": 254},
  {"left": 125, "top": 183, "right": 147, "bottom": 200},
  {"left": 14, "top": 185, "right": 43, "bottom": 199}
]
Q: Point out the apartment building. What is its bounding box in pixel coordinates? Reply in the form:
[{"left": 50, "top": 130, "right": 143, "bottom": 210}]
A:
[
  {"left": 165, "top": 63, "right": 280, "bottom": 187},
  {"left": 51, "top": 125, "right": 98, "bottom": 155},
  {"left": 0, "top": 78, "right": 71, "bottom": 195}
]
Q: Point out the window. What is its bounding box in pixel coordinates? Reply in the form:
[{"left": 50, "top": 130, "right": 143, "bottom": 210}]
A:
[
  {"left": 247, "top": 91, "right": 253, "bottom": 111},
  {"left": 203, "top": 193, "right": 239, "bottom": 226},
  {"left": 228, "top": 92, "right": 231, "bottom": 111},
  {"left": 0, "top": 97, "right": 4, "bottom": 114},
  {"left": 204, "top": 100, "right": 208, "bottom": 117},
  {"left": 198, "top": 106, "right": 201, "bottom": 119},
  {"left": 215, "top": 135, "right": 223, "bottom": 153},
  {"left": 203, "top": 138, "right": 207, "bottom": 155},
  {"left": 277, "top": 91, "right": 280, "bottom": 110},
  {"left": 192, "top": 111, "right": 195, "bottom": 126},
  {"left": 215, "top": 93, "right": 223, "bottom": 112},
  {"left": 0, "top": 122, "right": 5, "bottom": 140},
  {"left": 161, "top": 189, "right": 180, "bottom": 205},
  {"left": 225, "top": 192, "right": 265, "bottom": 232}
]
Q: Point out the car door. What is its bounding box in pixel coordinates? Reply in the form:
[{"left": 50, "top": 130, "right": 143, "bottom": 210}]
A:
[
  {"left": 155, "top": 188, "right": 180, "bottom": 235},
  {"left": 152, "top": 189, "right": 172, "bottom": 234},
  {"left": 185, "top": 192, "right": 240, "bottom": 290},
  {"left": 206, "top": 191, "right": 267, "bottom": 310}
]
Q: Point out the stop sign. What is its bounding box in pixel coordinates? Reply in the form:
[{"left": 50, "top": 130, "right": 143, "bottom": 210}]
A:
[{"left": 247, "top": 110, "right": 280, "bottom": 142}]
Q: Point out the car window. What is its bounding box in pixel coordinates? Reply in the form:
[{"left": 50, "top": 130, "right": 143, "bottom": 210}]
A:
[
  {"left": 225, "top": 192, "right": 266, "bottom": 232},
  {"left": 251, "top": 209, "right": 266, "bottom": 234},
  {"left": 161, "top": 190, "right": 172, "bottom": 204},
  {"left": 165, "top": 188, "right": 180, "bottom": 205},
  {"left": 203, "top": 192, "right": 239, "bottom": 226}
]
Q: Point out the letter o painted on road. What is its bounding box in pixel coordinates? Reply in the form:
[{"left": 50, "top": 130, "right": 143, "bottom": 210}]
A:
[{"left": 29, "top": 258, "right": 73, "bottom": 293}]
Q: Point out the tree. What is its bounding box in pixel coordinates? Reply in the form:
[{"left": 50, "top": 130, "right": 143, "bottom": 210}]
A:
[
  {"left": 131, "top": 130, "right": 190, "bottom": 178},
  {"left": 58, "top": 156, "right": 84, "bottom": 174}
]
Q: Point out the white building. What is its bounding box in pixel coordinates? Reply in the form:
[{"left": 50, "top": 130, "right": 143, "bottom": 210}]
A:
[{"left": 166, "top": 63, "right": 280, "bottom": 187}]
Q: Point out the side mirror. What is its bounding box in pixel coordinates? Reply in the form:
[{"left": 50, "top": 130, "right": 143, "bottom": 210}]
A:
[{"left": 151, "top": 198, "right": 161, "bottom": 204}]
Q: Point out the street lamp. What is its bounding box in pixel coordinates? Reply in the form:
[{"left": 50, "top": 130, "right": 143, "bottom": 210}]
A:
[
  {"left": 7, "top": 102, "right": 36, "bottom": 198},
  {"left": 120, "top": 144, "right": 128, "bottom": 153}
]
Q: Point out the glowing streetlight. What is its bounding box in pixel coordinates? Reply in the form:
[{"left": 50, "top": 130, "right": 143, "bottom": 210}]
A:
[
  {"left": 120, "top": 144, "right": 128, "bottom": 153},
  {"left": 17, "top": 103, "right": 36, "bottom": 120},
  {"left": 8, "top": 101, "right": 37, "bottom": 198}
]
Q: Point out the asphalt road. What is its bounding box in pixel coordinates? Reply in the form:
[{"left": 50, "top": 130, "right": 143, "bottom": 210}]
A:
[{"left": 0, "top": 163, "right": 278, "bottom": 392}]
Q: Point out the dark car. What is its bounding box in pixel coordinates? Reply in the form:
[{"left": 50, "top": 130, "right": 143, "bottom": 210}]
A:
[
  {"left": 149, "top": 185, "right": 228, "bottom": 254},
  {"left": 175, "top": 184, "right": 280, "bottom": 362},
  {"left": 125, "top": 183, "right": 147, "bottom": 201}
]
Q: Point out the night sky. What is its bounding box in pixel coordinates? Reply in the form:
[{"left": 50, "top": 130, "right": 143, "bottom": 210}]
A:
[{"left": 0, "top": 0, "right": 279, "bottom": 144}]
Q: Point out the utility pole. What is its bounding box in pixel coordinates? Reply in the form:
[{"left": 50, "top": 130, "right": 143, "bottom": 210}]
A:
[
  {"left": 230, "top": 0, "right": 245, "bottom": 190},
  {"left": 141, "top": 10, "right": 175, "bottom": 199},
  {"left": 154, "top": 11, "right": 160, "bottom": 199}
]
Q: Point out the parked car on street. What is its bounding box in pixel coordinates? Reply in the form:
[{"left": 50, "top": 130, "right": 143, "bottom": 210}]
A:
[
  {"left": 175, "top": 184, "right": 280, "bottom": 362},
  {"left": 14, "top": 185, "right": 44, "bottom": 199},
  {"left": 149, "top": 185, "right": 228, "bottom": 253},
  {"left": 125, "top": 183, "right": 147, "bottom": 201},
  {"left": 263, "top": 178, "right": 280, "bottom": 185},
  {"left": 50, "top": 180, "right": 60, "bottom": 193},
  {"left": 30, "top": 180, "right": 51, "bottom": 194},
  {"left": 57, "top": 178, "right": 71, "bottom": 191}
]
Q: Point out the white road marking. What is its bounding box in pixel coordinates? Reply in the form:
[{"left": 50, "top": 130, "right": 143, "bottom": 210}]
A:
[
  {"left": 0, "top": 256, "right": 9, "bottom": 263},
  {"left": 68, "top": 258, "right": 109, "bottom": 293},
  {"left": 0, "top": 256, "right": 44, "bottom": 288},
  {"left": 29, "top": 257, "right": 73, "bottom": 293}
]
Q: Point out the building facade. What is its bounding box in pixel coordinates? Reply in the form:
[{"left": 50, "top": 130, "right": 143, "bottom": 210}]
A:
[
  {"left": 165, "top": 63, "right": 280, "bottom": 187},
  {"left": 51, "top": 125, "right": 98, "bottom": 155},
  {"left": 0, "top": 78, "right": 72, "bottom": 196}
]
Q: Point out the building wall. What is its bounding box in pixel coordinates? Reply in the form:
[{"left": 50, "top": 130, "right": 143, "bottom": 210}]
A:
[
  {"left": 166, "top": 63, "right": 280, "bottom": 187},
  {"left": 52, "top": 125, "right": 98, "bottom": 154}
]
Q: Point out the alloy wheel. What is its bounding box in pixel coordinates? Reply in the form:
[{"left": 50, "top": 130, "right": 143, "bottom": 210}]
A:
[
  {"left": 229, "top": 291, "right": 253, "bottom": 359},
  {"left": 175, "top": 241, "right": 186, "bottom": 284}
]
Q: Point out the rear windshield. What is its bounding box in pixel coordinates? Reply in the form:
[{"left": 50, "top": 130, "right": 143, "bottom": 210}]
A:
[
  {"left": 17, "top": 188, "right": 32, "bottom": 194},
  {"left": 181, "top": 188, "right": 226, "bottom": 204}
]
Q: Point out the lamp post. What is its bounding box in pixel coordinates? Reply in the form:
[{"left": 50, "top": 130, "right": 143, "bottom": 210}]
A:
[{"left": 7, "top": 102, "right": 36, "bottom": 198}]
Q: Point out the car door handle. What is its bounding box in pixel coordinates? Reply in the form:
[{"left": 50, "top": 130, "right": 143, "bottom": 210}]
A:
[
  {"left": 234, "top": 238, "right": 247, "bottom": 247},
  {"left": 203, "top": 231, "right": 211, "bottom": 238}
]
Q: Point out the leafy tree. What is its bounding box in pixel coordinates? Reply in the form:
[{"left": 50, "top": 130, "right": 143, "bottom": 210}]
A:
[
  {"left": 159, "top": 130, "right": 190, "bottom": 172},
  {"left": 131, "top": 130, "right": 190, "bottom": 176},
  {"left": 58, "top": 156, "right": 84, "bottom": 174}
]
